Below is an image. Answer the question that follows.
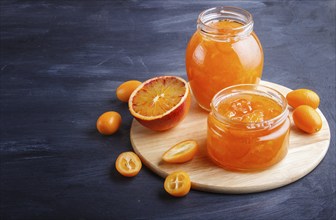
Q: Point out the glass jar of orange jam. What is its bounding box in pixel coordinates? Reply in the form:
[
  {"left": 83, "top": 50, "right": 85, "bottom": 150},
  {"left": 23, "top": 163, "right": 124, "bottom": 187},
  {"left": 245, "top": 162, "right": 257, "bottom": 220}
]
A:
[
  {"left": 207, "top": 84, "right": 290, "bottom": 172},
  {"left": 186, "top": 6, "right": 264, "bottom": 111}
]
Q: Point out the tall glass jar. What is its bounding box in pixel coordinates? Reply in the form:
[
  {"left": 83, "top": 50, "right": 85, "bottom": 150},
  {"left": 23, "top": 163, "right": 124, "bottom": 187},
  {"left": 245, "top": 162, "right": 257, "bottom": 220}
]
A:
[
  {"left": 207, "top": 84, "right": 290, "bottom": 172},
  {"left": 186, "top": 6, "right": 264, "bottom": 111}
]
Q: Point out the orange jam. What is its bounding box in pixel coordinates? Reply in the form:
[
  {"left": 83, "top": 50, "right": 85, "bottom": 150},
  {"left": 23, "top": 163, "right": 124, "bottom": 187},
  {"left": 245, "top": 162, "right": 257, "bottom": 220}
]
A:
[
  {"left": 207, "top": 84, "right": 290, "bottom": 172},
  {"left": 186, "top": 7, "right": 263, "bottom": 111}
]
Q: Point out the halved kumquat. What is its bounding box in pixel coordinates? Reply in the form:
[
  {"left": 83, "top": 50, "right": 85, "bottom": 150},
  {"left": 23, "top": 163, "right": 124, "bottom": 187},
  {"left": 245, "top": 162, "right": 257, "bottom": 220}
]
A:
[
  {"left": 162, "top": 140, "right": 198, "bottom": 163},
  {"left": 164, "top": 171, "right": 191, "bottom": 197},
  {"left": 115, "top": 152, "right": 142, "bottom": 177}
]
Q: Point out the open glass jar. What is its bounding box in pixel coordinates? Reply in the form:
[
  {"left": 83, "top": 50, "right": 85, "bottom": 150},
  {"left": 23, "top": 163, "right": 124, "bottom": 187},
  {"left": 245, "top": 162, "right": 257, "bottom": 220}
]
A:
[
  {"left": 207, "top": 84, "right": 290, "bottom": 172},
  {"left": 186, "top": 6, "right": 264, "bottom": 111}
]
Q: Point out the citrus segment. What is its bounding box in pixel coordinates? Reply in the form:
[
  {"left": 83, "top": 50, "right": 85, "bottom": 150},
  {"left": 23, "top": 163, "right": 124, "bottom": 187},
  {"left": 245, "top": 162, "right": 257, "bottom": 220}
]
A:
[
  {"left": 129, "top": 76, "right": 191, "bottom": 131},
  {"left": 162, "top": 140, "right": 198, "bottom": 163}
]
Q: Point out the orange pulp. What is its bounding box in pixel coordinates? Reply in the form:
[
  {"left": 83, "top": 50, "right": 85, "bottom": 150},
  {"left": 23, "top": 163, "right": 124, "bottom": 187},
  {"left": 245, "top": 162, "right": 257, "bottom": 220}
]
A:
[
  {"left": 207, "top": 93, "right": 290, "bottom": 172},
  {"left": 186, "top": 20, "right": 263, "bottom": 110}
]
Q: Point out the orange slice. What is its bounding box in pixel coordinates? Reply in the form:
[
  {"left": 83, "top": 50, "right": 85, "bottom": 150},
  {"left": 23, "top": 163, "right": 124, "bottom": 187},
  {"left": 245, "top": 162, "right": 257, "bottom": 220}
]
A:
[
  {"left": 162, "top": 140, "right": 198, "bottom": 163},
  {"left": 128, "top": 76, "right": 191, "bottom": 131}
]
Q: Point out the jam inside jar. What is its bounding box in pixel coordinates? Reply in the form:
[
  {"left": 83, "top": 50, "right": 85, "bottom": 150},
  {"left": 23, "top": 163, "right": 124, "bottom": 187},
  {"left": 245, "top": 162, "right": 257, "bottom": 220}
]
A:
[
  {"left": 186, "top": 6, "right": 264, "bottom": 111},
  {"left": 207, "top": 84, "right": 290, "bottom": 172}
]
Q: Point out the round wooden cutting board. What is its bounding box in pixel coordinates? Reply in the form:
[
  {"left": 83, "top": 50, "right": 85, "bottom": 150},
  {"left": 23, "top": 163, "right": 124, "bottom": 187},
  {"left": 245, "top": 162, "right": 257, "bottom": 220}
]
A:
[{"left": 130, "top": 81, "right": 331, "bottom": 194}]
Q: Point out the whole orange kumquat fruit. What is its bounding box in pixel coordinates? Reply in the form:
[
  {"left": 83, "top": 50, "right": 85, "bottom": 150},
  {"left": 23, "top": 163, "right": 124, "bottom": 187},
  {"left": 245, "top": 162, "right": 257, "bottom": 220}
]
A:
[
  {"left": 116, "top": 80, "right": 142, "bottom": 102},
  {"left": 286, "top": 89, "right": 320, "bottom": 109},
  {"left": 292, "top": 105, "right": 322, "bottom": 134},
  {"left": 96, "top": 111, "right": 122, "bottom": 135}
]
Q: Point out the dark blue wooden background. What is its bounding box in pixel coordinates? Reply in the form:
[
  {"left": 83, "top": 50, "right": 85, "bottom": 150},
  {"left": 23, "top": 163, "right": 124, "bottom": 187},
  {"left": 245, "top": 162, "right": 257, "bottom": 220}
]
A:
[{"left": 1, "top": 0, "right": 335, "bottom": 219}]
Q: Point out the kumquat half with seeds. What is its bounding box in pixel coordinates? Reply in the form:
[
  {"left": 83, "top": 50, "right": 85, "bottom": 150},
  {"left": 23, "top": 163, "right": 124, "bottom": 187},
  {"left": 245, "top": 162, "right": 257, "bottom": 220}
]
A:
[
  {"left": 164, "top": 171, "right": 191, "bottom": 197},
  {"left": 115, "top": 152, "right": 142, "bottom": 177}
]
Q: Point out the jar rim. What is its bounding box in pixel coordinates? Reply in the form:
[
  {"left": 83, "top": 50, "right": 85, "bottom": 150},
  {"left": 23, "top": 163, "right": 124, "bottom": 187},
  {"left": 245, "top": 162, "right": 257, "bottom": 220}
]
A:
[
  {"left": 198, "top": 6, "right": 254, "bottom": 35},
  {"left": 210, "top": 84, "right": 289, "bottom": 130}
]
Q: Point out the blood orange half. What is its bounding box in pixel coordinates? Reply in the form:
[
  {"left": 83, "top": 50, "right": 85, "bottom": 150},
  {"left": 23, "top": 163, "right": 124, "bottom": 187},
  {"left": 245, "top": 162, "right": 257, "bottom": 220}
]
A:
[{"left": 128, "top": 76, "right": 191, "bottom": 131}]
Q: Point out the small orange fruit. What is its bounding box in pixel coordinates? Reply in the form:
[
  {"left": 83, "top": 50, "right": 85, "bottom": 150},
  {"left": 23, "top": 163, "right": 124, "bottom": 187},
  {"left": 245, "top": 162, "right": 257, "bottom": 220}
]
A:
[
  {"left": 115, "top": 152, "right": 142, "bottom": 177},
  {"left": 128, "top": 76, "right": 191, "bottom": 131},
  {"left": 162, "top": 140, "right": 198, "bottom": 163},
  {"left": 292, "top": 105, "right": 322, "bottom": 134},
  {"left": 116, "top": 80, "right": 142, "bottom": 102},
  {"left": 164, "top": 171, "right": 191, "bottom": 197},
  {"left": 96, "top": 111, "right": 122, "bottom": 135},
  {"left": 286, "top": 89, "right": 320, "bottom": 109}
]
